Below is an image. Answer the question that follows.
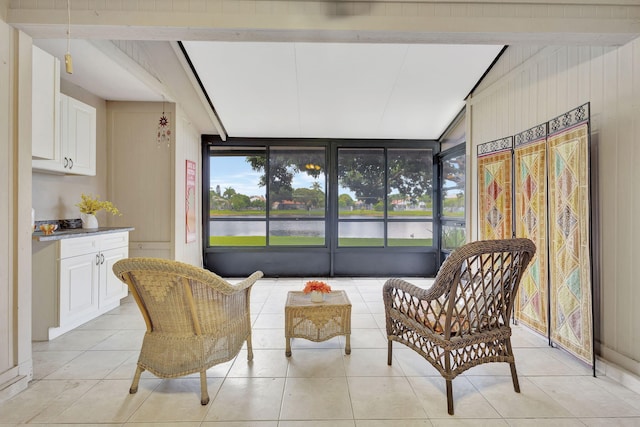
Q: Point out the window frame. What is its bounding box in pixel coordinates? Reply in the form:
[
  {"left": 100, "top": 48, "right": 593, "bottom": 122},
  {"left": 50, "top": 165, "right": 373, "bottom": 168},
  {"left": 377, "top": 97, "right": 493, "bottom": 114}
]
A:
[
  {"left": 202, "top": 136, "right": 441, "bottom": 277},
  {"left": 437, "top": 144, "right": 467, "bottom": 257}
]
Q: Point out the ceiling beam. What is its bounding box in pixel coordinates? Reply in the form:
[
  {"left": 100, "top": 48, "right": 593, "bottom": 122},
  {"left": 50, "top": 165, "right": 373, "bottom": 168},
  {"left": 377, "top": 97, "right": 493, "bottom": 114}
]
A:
[{"left": 8, "top": 1, "right": 640, "bottom": 46}]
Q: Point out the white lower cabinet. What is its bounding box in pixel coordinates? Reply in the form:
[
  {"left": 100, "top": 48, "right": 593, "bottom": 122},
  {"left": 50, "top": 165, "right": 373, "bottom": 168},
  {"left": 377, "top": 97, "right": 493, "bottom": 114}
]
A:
[
  {"left": 58, "top": 252, "right": 100, "bottom": 328},
  {"left": 99, "top": 246, "right": 129, "bottom": 308},
  {"left": 32, "top": 231, "right": 129, "bottom": 341}
]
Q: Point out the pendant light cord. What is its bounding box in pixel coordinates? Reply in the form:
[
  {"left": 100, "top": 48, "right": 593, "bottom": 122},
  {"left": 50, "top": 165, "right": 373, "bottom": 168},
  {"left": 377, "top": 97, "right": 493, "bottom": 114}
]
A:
[
  {"left": 66, "top": 0, "right": 71, "bottom": 55},
  {"left": 64, "top": 0, "right": 73, "bottom": 74}
]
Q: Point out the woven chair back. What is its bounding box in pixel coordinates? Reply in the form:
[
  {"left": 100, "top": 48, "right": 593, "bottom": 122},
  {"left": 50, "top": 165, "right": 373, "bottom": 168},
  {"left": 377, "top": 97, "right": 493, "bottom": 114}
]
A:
[
  {"left": 113, "top": 258, "right": 248, "bottom": 336},
  {"left": 432, "top": 238, "right": 536, "bottom": 338}
]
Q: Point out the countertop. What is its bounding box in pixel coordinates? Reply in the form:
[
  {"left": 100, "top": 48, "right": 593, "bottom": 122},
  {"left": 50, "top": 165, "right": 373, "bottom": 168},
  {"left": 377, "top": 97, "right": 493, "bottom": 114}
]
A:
[{"left": 32, "top": 227, "right": 134, "bottom": 242}]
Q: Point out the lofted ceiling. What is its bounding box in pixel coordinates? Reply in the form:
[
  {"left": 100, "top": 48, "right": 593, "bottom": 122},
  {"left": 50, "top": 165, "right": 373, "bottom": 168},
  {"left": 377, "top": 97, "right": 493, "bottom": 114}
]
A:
[
  {"left": 33, "top": 38, "right": 502, "bottom": 140},
  {"left": 182, "top": 41, "right": 503, "bottom": 140},
  {"left": 13, "top": 0, "right": 638, "bottom": 141}
]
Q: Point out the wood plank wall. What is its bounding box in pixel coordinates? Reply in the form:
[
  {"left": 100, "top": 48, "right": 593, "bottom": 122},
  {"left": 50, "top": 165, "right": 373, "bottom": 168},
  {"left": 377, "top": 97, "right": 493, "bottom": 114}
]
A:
[{"left": 468, "top": 39, "right": 640, "bottom": 376}]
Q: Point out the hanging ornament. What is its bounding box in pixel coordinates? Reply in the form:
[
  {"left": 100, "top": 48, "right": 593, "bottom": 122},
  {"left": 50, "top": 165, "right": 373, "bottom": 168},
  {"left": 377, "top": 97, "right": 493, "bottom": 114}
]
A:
[{"left": 157, "top": 100, "right": 171, "bottom": 147}]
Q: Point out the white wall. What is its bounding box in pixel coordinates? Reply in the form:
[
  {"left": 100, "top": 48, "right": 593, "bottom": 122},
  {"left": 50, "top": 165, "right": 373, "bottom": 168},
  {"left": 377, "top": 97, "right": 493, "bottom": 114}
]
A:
[
  {"left": 0, "top": 13, "right": 12, "bottom": 387},
  {"left": 173, "top": 105, "right": 203, "bottom": 266},
  {"left": 440, "top": 110, "right": 466, "bottom": 152},
  {"left": 107, "top": 101, "right": 202, "bottom": 263},
  {"left": 107, "top": 101, "right": 175, "bottom": 259},
  {"left": 0, "top": 16, "right": 33, "bottom": 401},
  {"left": 467, "top": 39, "right": 640, "bottom": 377}
]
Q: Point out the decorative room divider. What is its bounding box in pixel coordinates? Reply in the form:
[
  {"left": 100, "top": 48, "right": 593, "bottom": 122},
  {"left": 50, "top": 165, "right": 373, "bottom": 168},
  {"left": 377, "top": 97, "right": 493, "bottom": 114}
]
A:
[
  {"left": 547, "top": 105, "right": 593, "bottom": 366},
  {"left": 477, "top": 104, "right": 594, "bottom": 370},
  {"left": 477, "top": 136, "right": 513, "bottom": 241},
  {"left": 514, "top": 124, "right": 549, "bottom": 337}
]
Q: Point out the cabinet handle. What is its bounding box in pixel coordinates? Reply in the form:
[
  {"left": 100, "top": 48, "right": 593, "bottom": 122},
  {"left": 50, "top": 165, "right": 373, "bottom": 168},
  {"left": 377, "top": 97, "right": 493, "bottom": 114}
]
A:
[
  {"left": 96, "top": 254, "right": 100, "bottom": 265},
  {"left": 68, "top": 158, "right": 73, "bottom": 169},
  {"left": 64, "top": 157, "right": 69, "bottom": 168},
  {"left": 100, "top": 254, "right": 105, "bottom": 265}
]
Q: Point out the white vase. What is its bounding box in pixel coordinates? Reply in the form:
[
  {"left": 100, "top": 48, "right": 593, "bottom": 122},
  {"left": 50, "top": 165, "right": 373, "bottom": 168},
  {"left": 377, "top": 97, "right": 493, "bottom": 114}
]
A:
[
  {"left": 310, "top": 290, "right": 324, "bottom": 303},
  {"left": 81, "top": 213, "right": 99, "bottom": 229}
]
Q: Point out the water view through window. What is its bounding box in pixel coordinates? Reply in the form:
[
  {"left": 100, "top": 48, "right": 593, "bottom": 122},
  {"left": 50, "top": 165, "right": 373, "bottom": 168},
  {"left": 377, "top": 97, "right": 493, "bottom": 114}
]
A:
[
  {"left": 209, "top": 147, "right": 327, "bottom": 246},
  {"left": 209, "top": 145, "right": 434, "bottom": 248},
  {"left": 268, "top": 147, "right": 326, "bottom": 245},
  {"left": 210, "top": 150, "right": 267, "bottom": 246},
  {"left": 337, "top": 148, "right": 433, "bottom": 247}
]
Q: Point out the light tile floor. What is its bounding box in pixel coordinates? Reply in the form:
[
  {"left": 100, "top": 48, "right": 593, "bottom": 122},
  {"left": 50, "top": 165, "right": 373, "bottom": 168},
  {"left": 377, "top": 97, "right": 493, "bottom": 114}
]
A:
[{"left": 3, "top": 277, "right": 640, "bottom": 426}]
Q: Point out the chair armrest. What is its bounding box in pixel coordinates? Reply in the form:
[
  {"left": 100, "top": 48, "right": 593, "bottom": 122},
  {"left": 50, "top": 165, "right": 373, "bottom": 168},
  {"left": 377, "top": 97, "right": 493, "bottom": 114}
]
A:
[
  {"left": 383, "top": 278, "right": 450, "bottom": 330},
  {"left": 229, "top": 271, "right": 264, "bottom": 292},
  {"left": 383, "top": 278, "right": 475, "bottom": 337},
  {"left": 383, "top": 278, "right": 444, "bottom": 304}
]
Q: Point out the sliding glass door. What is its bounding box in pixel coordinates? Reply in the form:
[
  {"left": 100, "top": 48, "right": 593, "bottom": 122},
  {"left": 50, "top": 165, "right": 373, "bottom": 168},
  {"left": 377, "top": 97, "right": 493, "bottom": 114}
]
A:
[
  {"left": 269, "top": 147, "right": 327, "bottom": 246},
  {"left": 438, "top": 145, "right": 466, "bottom": 262},
  {"left": 204, "top": 138, "right": 440, "bottom": 277}
]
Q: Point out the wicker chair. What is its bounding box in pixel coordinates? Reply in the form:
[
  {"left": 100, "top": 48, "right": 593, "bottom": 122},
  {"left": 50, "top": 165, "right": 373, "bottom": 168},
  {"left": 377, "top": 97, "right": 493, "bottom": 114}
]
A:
[
  {"left": 383, "top": 238, "right": 536, "bottom": 415},
  {"left": 112, "top": 258, "right": 263, "bottom": 405}
]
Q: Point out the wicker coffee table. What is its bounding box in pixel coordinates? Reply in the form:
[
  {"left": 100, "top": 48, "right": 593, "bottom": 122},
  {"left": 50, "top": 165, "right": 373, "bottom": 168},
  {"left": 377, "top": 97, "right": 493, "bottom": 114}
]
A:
[{"left": 285, "top": 290, "right": 352, "bottom": 357}]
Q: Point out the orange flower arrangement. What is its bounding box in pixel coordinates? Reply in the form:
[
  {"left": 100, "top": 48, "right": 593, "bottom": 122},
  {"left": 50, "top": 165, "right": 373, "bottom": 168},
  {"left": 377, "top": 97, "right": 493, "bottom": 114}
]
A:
[{"left": 303, "top": 280, "right": 332, "bottom": 294}]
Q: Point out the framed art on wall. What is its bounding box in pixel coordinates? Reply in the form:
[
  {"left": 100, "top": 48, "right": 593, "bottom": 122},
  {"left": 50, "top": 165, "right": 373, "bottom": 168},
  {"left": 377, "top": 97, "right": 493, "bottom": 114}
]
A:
[{"left": 186, "top": 159, "right": 197, "bottom": 243}]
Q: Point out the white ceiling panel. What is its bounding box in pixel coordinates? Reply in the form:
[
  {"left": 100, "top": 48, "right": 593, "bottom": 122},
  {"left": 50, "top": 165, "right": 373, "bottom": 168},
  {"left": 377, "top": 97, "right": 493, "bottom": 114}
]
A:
[
  {"left": 182, "top": 41, "right": 503, "bottom": 140},
  {"left": 295, "top": 43, "right": 408, "bottom": 139},
  {"left": 184, "top": 41, "right": 302, "bottom": 138},
  {"left": 379, "top": 44, "right": 504, "bottom": 139}
]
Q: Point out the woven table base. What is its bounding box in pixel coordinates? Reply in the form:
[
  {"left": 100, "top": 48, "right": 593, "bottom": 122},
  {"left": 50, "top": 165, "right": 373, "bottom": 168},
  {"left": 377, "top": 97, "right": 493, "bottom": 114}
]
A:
[{"left": 285, "top": 290, "right": 352, "bottom": 356}]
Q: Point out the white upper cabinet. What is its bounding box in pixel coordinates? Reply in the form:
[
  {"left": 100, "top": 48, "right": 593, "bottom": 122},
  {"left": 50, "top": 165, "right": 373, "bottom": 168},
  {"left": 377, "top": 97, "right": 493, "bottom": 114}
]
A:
[
  {"left": 62, "top": 95, "right": 97, "bottom": 175},
  {"left": 33, "top": 93, "right": 97, "bottom": 176},
  {"left": 31, "top": 45, "right": 60, "bottom": 160}
]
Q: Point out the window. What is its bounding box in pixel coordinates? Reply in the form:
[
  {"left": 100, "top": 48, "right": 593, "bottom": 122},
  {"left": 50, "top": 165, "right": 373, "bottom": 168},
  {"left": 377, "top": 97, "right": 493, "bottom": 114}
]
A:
[
  {"left": 209, "top": 146, "right": 327, "bottom": 247},
  {"left": 337, "top": 147, "right": 434, "bottom": 247},
  {"left": 205, "top": 139, "right": 440, "bottom": 278},
  {"left": 209, "top": 148, "right": 266, "bottom": 246},
  {"left": 387, "top": 148, "right": 433, "bottom": 246},
  {"left": 440, "top": 148, "right": 466, "bottom": 250},
  {"left": 338, "top": 148, "right": 384, "bottom": 246},
  {"left": 269, "top": 147, "right": 326, "bottom": 246}
]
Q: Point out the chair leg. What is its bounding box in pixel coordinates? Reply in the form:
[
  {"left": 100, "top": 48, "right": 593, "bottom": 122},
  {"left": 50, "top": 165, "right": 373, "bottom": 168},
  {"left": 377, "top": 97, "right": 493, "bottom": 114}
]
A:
[
  {"left": 387, "top": 340, "right": 393, "bottom": 365},
  {"left": 507, "top": 340, "right": 520, "bottom": 393},
  {"left": 446, "top": 379, "right": 454, "bottom": 415},
  {"left": 129, "top": 366, "right": 144, "bottom": 394},
  {"left": 509, "top": 361, "right": 521, "bottom": 393},
  {"left": 246, "top": 332, "right": 254, "bottom": 361},
  {"left": 200, "top": 370, "right": 210, "bottom": 405}
]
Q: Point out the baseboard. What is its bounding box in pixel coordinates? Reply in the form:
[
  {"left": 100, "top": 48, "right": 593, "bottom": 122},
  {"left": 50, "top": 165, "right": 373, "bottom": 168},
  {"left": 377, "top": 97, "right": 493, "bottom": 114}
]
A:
[
  {"left": 596, "top": 356, "right": 640, "bottom": 395},
  {"left": 0, "top": 374, "right": 29, "bottom": 403}
]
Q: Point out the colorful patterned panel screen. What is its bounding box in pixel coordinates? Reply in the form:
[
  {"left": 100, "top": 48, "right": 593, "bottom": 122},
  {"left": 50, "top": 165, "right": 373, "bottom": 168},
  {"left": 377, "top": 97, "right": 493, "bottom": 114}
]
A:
[
  {"left": 547, "top": 104, "right": 593, "bottom": 364},
  {"left": 477, "top": 137, "right": 513, "bottom": 240},
  {"left": 514, "top": 125, "right": 549, "bottom": 336}
]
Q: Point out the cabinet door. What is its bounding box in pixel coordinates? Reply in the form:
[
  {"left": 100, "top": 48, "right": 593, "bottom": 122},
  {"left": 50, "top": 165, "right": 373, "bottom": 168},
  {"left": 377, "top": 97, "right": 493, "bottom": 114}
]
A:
[
  {"left": 31, "top": 45, "right": 60, "bottom": 161},
  {"left": 33, "top": 94, "right": 96, "bottom": 175},
  {"left": 64, "top": 96, "right": 96, "bottom": 176},
  {"left": 99, "top": 247, "right": 128, "bottom": 309},
  {"left": 59, "top": 252, "right": 100, "bottom": 327},
  {"left": 33, "top": 95, "right": 72, "bottom": 173}
]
